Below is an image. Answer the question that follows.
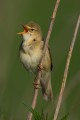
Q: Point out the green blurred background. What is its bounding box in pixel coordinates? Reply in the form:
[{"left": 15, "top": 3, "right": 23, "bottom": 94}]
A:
[{"left": 0, "top": 0, "right": 80, "bottom": 120}]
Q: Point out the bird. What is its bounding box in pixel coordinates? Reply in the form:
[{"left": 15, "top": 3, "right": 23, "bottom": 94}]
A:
[{"left": 17, "top": 21, "right": 53, "bottom": 101}]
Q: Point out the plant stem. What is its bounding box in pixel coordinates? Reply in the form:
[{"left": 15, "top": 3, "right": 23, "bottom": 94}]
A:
[{"left": 53, "top": 15, "right": 80, "bottom": 120}]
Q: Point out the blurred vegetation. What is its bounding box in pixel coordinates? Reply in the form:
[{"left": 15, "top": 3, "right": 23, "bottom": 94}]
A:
[
  {"left": 0, "top": 0, "right": 80, "bottom": 120},
  {"left": 22, "top": 102, "right": 69, "bottom": 120}
]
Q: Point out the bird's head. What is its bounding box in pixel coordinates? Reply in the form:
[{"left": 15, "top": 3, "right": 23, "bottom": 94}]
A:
[{"left": 17, "top": 21, "right": 42, "bottom": 42}]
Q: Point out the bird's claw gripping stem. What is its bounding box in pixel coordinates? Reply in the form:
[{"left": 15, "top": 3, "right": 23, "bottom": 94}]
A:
[
  {"left": 38, "top": 63, "right": 43, "bottom": 71},
  {"left": 33, "top": 81, "right": 41, "bottom": 89}
]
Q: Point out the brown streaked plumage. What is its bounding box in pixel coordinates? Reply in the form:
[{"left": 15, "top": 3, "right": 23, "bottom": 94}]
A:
[{"left": 18, "top": 21, "right": 53, "bottom": 101}]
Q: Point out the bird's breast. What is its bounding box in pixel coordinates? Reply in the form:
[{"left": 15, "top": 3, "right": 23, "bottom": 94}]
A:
[{"left": 20, "top": 48, "right": 42, "bottom": 73}]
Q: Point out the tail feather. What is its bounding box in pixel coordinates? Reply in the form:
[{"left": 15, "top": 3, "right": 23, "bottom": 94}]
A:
[{"left": 41, "top": 71, "right": 53, "bottom": 101}]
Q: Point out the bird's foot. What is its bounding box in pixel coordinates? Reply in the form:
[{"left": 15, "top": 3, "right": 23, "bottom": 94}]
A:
[
  {"left": 33, "top": 81, "right": 41, "bottom": 89},
  {"left": 38, "top": 63, "right": 43, "bottom": 71}
]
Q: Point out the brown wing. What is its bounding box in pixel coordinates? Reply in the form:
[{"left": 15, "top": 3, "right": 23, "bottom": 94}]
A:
[
  {"left": 42, "top": 38, "right": 53, "bottom": 71},
  {"left": 48, "top": 47, "right": 53, "bottom": 71}
]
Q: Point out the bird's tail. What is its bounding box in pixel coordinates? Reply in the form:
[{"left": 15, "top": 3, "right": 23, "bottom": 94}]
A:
[{"left": 40, "top": 71, "right": 53, "bottom": 101}]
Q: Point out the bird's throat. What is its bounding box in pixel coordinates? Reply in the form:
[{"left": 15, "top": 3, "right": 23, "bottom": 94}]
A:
[{"left": 23, "top": 33, "right": 32, "bottom": 41}]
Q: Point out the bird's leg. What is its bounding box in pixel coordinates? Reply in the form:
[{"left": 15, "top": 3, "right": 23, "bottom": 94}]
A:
[{"left": 33, "top": 63, "right": 43, "bottom": 89}]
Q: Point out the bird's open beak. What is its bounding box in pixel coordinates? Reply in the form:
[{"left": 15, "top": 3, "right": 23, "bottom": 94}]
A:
[{"left": 17, "top": 25, "right": 28, "bottom": 35}]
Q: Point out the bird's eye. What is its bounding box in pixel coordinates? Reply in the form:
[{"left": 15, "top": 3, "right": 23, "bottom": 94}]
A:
[{"left": 31, "top": 28, "right": 34, "bottom": 31}]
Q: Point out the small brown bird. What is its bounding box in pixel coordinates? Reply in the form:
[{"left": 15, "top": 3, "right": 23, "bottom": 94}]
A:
[{"left": 18, "top": 21, "right": 53, "bottom": 101}]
